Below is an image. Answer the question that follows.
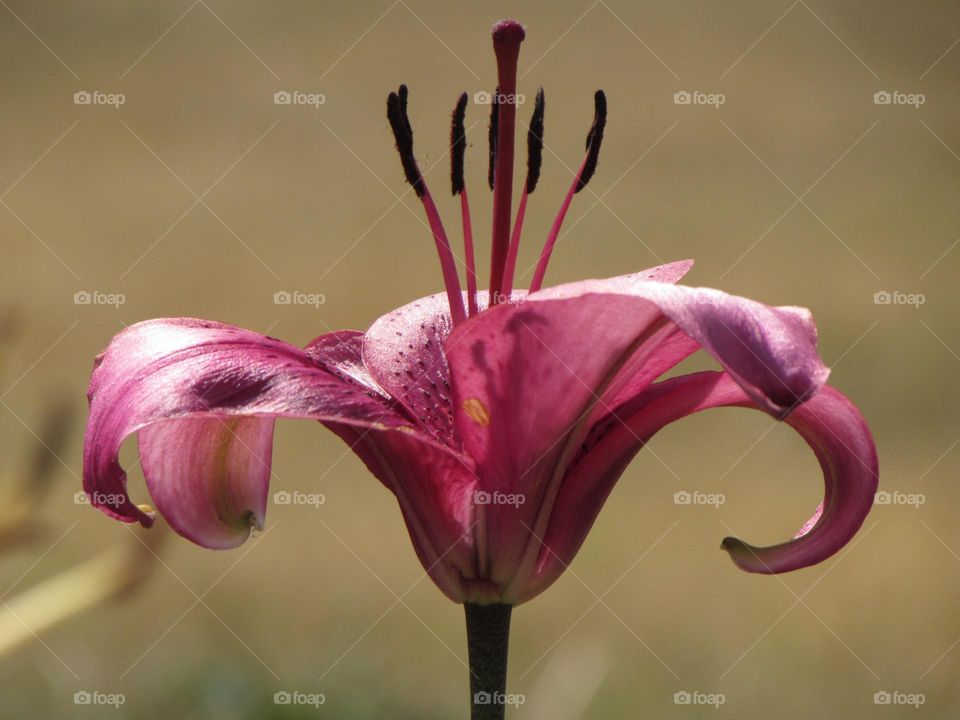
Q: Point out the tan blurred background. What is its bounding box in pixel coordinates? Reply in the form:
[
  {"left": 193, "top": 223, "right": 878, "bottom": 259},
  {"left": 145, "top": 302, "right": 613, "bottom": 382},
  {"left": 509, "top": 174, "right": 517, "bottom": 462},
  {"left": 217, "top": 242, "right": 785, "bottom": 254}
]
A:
[{"left": 1, "top": 1, "right": 959, "bottom": 717}]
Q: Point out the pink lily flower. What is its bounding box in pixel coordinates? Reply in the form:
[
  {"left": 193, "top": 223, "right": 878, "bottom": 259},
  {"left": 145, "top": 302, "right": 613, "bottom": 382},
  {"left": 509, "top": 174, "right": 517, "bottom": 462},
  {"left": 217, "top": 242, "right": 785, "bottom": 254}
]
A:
[{"left": 82, "top": 18, "right": 877, "bottom": 718}]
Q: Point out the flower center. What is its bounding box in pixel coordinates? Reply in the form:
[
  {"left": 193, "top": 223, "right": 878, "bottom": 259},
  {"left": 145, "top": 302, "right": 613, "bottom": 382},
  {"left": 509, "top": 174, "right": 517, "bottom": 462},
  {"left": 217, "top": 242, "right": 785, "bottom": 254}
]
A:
[{"left": 386, "top": 18, "right": 607, "bottom": 323}]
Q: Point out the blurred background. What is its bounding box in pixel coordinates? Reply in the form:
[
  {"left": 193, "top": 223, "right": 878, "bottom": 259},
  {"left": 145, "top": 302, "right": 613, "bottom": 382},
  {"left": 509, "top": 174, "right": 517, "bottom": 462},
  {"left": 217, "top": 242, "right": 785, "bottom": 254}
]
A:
[{"left": 1, "top": 1, "right": 958, "bottom": 717}]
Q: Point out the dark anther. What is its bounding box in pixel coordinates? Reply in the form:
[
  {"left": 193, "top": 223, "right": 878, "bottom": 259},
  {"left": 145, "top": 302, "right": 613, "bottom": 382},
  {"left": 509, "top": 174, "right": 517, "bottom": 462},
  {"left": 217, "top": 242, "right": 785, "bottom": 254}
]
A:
[
  {"left": 450, "top": 92, "right": 468, "bottom": 196},
  {"left": 525, "top": 88, "right": 545, "bottom": 194},
  {"left": 576, "top": 90, "right": 607, "bottom": 193},
  {"left": 387, "top": 84, "right": 425, "bottom": 197}
]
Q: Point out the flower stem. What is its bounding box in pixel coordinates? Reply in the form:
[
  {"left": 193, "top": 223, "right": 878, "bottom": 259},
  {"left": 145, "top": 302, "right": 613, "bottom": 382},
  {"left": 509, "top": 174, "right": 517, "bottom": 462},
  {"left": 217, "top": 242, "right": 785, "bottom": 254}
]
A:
[{"left": 465, "top": 602, "right": 513, "bottom": 720}]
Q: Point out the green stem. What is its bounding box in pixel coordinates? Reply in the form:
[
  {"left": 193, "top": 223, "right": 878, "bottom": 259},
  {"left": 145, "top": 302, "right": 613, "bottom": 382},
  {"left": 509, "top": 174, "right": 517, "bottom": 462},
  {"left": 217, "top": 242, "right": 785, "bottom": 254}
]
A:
[{"left": 465, "top": 602, "right": 513, "bottom": 720}]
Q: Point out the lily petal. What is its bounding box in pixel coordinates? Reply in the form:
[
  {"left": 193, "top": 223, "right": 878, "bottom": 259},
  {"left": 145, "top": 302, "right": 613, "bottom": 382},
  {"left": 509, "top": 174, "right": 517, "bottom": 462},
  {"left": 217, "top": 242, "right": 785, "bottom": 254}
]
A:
[
  {"left": 309, "top": 329, "right": 480, "bottom": 600},
  {"left": 362, "top": 293, "right": 462, "bottom": 448},
  {"left": 138, "top": 416, "right": 273, "bottom": 549},
  {"left": 523, "top": 371, "right": 878, "bottom": 602},
  {"left": 444, "top": 271, "right": 829, "bottom": 593},
  {"left": 84, "top": 318, "right": 425, "bottom": 547}
]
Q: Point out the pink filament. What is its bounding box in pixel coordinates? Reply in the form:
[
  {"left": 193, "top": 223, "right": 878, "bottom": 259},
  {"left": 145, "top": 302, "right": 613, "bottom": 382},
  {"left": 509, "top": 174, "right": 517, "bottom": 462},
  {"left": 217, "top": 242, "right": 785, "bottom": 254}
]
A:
[
  {"left": 528, "top": 154, "right": 588, "bottom": 293},
  {"left": 420, "top": 191, "right": 466, "bottom": 324},
  {"left": 459, "top": 190, "right": 478, "bottom": 316},
  {"left": 501, "top": 190, "right": 528, "bottom": 298}
]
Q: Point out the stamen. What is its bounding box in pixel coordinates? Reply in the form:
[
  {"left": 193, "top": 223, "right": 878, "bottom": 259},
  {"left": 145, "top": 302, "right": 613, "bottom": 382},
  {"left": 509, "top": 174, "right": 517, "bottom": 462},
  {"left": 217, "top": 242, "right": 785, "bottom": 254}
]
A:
[
  {"left": 502, "top": 88, "right": 544, "bottom": 297},
  {"left": 489, "top": 19, "right": 525, "bottom": 306},
  {"left": 451, "top": 92, "right": 478, "bottom": 316},
  {"left": 387, "top": 85, "right": 466, "bottom": 324},
  {"left": 529, "top": 90, "right": 607, "bottom": 293}
]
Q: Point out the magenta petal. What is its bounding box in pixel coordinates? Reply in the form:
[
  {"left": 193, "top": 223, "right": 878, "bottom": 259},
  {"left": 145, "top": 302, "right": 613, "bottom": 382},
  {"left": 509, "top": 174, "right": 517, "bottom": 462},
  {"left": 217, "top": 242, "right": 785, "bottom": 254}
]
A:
[
  {"left": 443, "top": 271, "right": 829, "bottom": 594},
  {"left": 446, "top": 285, "right": 668, "bottom": 588},
  {"left": 524, "top": 371, "right": 877, "bottom": 601},
  {"left": 305, "top": 329, "right": 390, "bottom": 397},
  {"left": 83, "top": 318, "right": 423, "bottom": 546},
  {"left": 139, "top": 416, "right": 273, "bottom": 549},
  {"left": 527, "top": 274, "right": 830, "bottom": 417},
  {"left": 362, "top": 293, "right": 461, "bottom": 447},
  {"left": 627, "top": 258, "right": 694, "bottom": 284},
  {"left": 310, "top": 329, "right": 480, "bottom": 600}
]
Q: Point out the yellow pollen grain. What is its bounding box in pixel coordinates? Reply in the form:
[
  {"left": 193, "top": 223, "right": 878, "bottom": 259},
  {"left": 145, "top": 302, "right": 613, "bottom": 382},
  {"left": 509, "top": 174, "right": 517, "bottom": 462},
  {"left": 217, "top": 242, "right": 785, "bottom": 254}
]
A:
[{"left": 463, "top": 398, "right": 490, "bottom": 426}]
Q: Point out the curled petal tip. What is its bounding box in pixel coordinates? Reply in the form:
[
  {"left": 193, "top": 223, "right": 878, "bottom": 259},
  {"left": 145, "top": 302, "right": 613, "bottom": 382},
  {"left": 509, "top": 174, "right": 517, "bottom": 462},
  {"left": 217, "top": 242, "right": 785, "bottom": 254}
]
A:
[{"left": 720, "top": 536, "right": 768, "bottom": 573}]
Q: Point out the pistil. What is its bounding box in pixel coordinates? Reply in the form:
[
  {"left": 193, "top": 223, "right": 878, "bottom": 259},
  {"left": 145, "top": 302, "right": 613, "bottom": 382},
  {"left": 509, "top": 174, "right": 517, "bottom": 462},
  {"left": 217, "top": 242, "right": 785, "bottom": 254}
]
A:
[
  {"left": 488, "top": 20, "right": 525, "bottom": 306},
  {"left": 502, "top": 88, "right": 544, "bottom": 297}
]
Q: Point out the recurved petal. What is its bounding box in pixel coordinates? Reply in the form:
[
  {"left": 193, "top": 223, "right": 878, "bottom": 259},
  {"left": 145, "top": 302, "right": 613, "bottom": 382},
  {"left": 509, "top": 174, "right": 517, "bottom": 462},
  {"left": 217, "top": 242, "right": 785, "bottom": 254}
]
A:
[
  {"left": 444, "top": 270, "right": 829, "bottom": 593},
  {"left": 138, "top": 416, "right": 273, "bottom": 549},
  {"left": 526, "top": 275, "right": 830, "bottom": 417},
  {"left": 83, "top": 318, "right": 422, "bottom": 548},
  {"left": 522, "top": 371, "right": 877, "bottom": 602}
]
